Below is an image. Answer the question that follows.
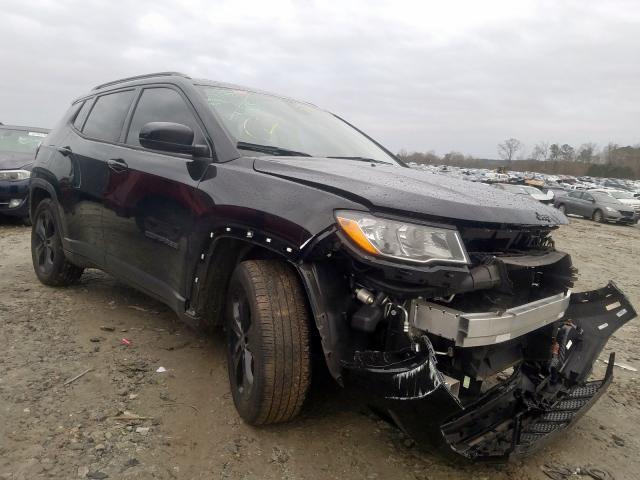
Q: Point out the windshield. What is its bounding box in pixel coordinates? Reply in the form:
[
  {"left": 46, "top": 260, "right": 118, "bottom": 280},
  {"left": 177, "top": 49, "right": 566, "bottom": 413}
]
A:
[
  {"left": 592, "top": 192, "right": 618, "bottom": 202},
  {"left": 0, "top": 128, "right": 46, "bottom": 154},
  {"left": 198, "top": 86, "right": 398, "bottom": 164},
  {"left": 607, "top": 190, "right": 635, "bottom": 200}
]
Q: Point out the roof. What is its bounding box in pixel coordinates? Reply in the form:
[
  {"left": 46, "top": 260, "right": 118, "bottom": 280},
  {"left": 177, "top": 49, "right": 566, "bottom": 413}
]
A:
[
  {"left": 86, "top": 72, "right": 317, "bottom": 108},
  {"left": 92, "top": 72, "right": 191, "bottom": 91}
]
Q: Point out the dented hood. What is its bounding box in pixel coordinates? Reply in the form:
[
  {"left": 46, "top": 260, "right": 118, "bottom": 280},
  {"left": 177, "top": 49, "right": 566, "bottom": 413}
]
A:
[{"left": 253, "top": 157, "right": 568, "bottom": 226}]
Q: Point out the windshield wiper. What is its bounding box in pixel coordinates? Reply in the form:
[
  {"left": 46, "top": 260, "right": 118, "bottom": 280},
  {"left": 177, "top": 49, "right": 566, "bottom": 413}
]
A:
[
  {"left": 326, "top": 156, "right": 390, "bottom": 165},
  {"left": 237, "top": 141, "right": 311, "bottom": 157}
]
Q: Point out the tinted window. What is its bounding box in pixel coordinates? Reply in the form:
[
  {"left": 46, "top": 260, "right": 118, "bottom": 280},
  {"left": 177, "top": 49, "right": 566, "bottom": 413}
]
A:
[
  {"left": 83, "top": 90, "right": 135, "bottom": 142},
  {"left": 126, "top": 87, "right": 204, "bottom": 146},
  {"left": 582, "top": 193, "right": 594, "bottom": 201},
  {"left": 568, "top": 191, "right": 582, "bottom": 199},
  {"left": 73, "top": 99, "right": 93, "bottom": 131}
]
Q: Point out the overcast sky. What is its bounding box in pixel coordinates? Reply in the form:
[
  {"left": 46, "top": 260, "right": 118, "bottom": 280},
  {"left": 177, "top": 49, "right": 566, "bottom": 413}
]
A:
[{"left": 1, "top": 0, "right": 639, "bottom": 158}]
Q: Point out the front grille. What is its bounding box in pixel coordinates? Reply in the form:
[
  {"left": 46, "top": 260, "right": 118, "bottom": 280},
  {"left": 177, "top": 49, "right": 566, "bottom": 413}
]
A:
[
  {"left": 620, "top": 211, "right": 633, "bottom": 218},
  {"left": 460, "top": 227, "right": 554, "bottom": 256}
]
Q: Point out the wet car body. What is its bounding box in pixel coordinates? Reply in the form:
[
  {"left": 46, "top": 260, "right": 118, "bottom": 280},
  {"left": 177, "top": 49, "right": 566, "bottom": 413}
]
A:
[
  {"left": 0, "top": 125, "right": 49, "bottom": 219},
  {"left": 29, "top": 73, "right": 636, "bottom": 461}
]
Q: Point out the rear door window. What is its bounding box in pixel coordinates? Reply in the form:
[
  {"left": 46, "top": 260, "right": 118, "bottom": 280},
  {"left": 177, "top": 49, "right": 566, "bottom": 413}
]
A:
[
  {"left": 82, "top": 90, "right": 135, "bottom": 142},
  {"left": 73, "top": 99, "right": 93, "bottom": 131},
  {"left": 125, "top": 87, "right": 205, "bottom": 147},
  {"left": 568, "top": 191, "right": 582, "bottom": 199}
]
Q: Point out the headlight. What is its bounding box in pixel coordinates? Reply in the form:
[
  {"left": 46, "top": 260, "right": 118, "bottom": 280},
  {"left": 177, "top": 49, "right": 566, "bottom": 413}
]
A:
[
  {"left": 0, "top": 169, "right": 31, "bottom": 181},
  {"left": 335, "top": 210, "right": 468, "bottom": 264},
  {"left": 605, "top": 206, "right": 618, "bottom": 213}
]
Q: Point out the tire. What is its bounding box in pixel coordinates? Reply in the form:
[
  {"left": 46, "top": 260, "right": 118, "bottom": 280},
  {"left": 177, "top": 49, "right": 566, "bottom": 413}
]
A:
[
  {"left": 557, "top": 204, "right": 566, "bottom": 214},
  {"left": 225, "top": 259, "right": 311, "bottom": 425},
  {"left": 31, "top": 198, "right": 83, "bottom": 286},
  {"left": 592, "top": 209, "right": 605, "bottom": 223}
]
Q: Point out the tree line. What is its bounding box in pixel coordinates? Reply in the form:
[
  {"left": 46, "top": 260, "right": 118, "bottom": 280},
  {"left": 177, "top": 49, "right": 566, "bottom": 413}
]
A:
[{"left": 398, "top": 139, "right": 640, "bottom": 179}]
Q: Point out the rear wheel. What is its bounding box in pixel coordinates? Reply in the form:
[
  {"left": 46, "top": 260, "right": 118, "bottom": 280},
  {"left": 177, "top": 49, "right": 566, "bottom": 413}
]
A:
[
  {"left": 31, "top": 199, "right": 83, "bottom": 286},
  {"left": 592, "top": 209, "right": 605, "bottom": 223},
  {"left": 225, "top": 259, "right": 311, "bottom": 425}
]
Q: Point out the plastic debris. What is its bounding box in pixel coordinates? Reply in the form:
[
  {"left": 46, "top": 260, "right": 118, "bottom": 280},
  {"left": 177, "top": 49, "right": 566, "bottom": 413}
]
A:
[
  {"left": 63, "top": 367, "right": 93, "bottom": 386},
  {"left": 600, "top": 358, "right": 637, "bottom": 372},
  {"left": 156, "top": 366, "right": 167, "bottom": 373},
  {"left": 120, "top": 338, "right": 132, "bottom": 346},
  {"left": 542, "top": 462, "right": 614, "bottom": 480}
]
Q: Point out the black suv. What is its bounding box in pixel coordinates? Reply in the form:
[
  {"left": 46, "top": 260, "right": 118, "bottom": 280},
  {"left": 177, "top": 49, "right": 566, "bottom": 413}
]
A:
[{"left": 30, "top": 72, "right": 635, "bottom": 460}]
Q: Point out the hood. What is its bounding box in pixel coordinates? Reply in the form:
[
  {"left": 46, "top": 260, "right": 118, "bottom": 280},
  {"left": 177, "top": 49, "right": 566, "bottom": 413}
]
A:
[
  {"left": 617, "top": 198, "right": 640, "bottom": 207},
  {"left": 253, "top": 157, "right": 567, "bottom": 226},
  {"left": 595, "top": 196, "right": 626, "bottom": 208},
  {"left": 0, "top": 151, "right": 35, "bottom": 170}
]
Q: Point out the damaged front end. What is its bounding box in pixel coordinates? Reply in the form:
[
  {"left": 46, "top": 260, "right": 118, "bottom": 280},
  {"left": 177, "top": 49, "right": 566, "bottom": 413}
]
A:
[
  {"left": 305, "top": 216, "right": 637, "bottom": 461},
  {"left": 343, "top": 282, "right": 635, "bottom": 460}
]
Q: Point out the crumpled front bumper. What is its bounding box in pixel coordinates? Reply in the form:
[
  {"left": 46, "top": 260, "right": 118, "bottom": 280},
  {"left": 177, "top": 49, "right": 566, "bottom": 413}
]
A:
[{"left": 342, "top": 282, "right": 636, "bottom": 461}]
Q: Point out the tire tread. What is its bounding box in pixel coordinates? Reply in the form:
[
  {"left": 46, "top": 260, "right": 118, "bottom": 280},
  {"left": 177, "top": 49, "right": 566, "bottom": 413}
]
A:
[{"left": 229, "top": 259, "right": 311, "bottom": 425}]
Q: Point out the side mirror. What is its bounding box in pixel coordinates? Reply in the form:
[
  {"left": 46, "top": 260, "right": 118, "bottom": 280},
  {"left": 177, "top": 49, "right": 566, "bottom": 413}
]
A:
[{"left": 139, "top": 122, "right": 209, "bottom": 157}]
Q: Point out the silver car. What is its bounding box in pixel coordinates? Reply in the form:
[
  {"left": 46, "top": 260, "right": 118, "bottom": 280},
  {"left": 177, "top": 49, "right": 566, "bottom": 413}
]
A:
[{"left": 554, "top": 190, "right": 639, "bottom": 225}]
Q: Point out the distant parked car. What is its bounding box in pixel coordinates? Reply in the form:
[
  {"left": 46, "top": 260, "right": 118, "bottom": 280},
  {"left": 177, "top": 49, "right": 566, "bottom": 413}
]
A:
[
  {"left": 493, "top": 183, "right": 554, "bottom": 204},
  {"left": 0, "top": 125, "right": 49, "bottom": 223},
  {"left": 554, "top": 190, "right": 639, "bottom": 225},
  {"left": 588, "top": 189, "right": 640, "bottom": 216}
]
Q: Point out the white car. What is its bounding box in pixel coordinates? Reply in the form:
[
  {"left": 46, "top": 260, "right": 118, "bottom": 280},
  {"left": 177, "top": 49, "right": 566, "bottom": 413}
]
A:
[{"left": 492, "top": 183, "right": 555, "bottom": 204}]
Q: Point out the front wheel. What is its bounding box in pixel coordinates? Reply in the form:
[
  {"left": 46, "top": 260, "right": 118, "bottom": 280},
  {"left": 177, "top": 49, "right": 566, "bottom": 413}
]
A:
[
  {"left": 31, "top": 198, "right": 83, "bottom": 286},
  {"left": 225, "top": 259, "right": 311, "bottom": 425},
  {"left": 592, "top": 209, "right": 605, "bottom": 223}
]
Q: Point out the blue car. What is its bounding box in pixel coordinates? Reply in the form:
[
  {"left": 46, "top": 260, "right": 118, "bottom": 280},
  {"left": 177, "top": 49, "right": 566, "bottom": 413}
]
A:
[{"left": 0, "top": 124, "right": 49, "bottom": 223}]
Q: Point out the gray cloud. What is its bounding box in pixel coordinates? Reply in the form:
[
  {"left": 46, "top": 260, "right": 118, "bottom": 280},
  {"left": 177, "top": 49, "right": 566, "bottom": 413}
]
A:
[{"left": 1, "top": 0, "right": 639, "bottom": 158}]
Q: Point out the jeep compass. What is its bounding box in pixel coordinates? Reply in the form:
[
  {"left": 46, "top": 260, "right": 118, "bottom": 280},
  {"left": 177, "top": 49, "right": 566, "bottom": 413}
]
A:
[{"left": 29, "top": 72, "right": 636, "bottom": 460}]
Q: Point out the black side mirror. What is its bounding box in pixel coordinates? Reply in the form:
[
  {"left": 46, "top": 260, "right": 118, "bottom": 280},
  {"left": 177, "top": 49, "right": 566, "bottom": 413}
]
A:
[{"left": 139, "top": 122, "right": 209, "bottom": 157}]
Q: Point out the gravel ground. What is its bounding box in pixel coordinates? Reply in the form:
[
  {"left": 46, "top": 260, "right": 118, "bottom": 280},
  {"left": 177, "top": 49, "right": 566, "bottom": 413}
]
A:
[{"left": 0, "top": 216, "right": 638, "bottom": 480}]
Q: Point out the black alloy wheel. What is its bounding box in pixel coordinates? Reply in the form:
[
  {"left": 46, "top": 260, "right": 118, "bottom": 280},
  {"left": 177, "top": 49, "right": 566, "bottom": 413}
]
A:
[
  {"left": 33, "top": 208, "right": 57, "bottom": 276},
  {"left": 228, "top": 287, "right": 255, "bottom": 398},
  {"left": 225, "top": 260, "right": 311, "bottom": 425},
  {"left": 30, "top": 198, "right": 83, "bottom": 286}
]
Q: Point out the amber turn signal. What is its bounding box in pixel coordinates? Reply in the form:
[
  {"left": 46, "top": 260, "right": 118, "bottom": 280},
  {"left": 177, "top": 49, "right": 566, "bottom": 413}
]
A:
[{"left": 336, "top": 215, "right": 380, "bottom": 255}]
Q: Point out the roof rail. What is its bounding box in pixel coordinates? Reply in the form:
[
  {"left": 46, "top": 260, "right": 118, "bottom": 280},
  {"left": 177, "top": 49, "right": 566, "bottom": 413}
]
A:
[{"left": 92, "top": 72, "right": 191, "bottom": 91}]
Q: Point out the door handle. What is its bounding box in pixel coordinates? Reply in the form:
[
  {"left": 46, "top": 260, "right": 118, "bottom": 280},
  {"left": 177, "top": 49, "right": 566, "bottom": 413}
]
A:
[
  {"left": 56, "top": 146, "right": 72, "bottom": 156},
  {"left": 107, "top": 158, "right": 128, "bottom": 173}
]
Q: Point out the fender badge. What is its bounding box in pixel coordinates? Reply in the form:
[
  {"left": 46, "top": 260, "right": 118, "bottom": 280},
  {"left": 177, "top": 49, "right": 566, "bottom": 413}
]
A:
[{"left": 535, "top": 212, "right": 552, "bottom": 222}]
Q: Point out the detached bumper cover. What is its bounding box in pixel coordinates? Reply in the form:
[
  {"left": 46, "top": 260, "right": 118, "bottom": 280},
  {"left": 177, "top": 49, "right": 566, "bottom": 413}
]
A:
[{"left": 343, "top": 282, "right": 636, "bottom": 460}]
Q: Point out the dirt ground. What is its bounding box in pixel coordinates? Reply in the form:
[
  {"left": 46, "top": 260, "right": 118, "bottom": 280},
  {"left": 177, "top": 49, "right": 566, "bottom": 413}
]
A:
[{"left": 0, "top": 216, "right": 638, "bottom": 480}]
